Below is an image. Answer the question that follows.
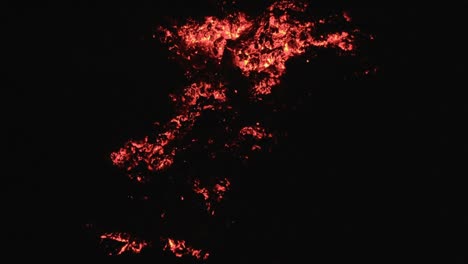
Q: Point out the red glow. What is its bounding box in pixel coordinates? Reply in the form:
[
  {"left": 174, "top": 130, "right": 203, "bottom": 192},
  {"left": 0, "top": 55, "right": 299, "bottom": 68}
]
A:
[
  {"left": 114, "top": 0, "right": 356, "bottom": 181},
  {"left": 160, "top": 13, "right": 252, "bottom": 63},
  {"left": 160, "top": 0, "right": 356, "bottom": 97},
  {"left": 100, "top": 232, "right": 148, "bottom": 255},
  {"left": 230, "top": 9, "right": 354, "bottom": 96},
  {"left": 163, "top": 238, "right": 210, "bottom": 260},
  {"left": 251, "top": 144, "right": 262, "bottom": 151},
  {"left": 239, "top": 125, "right": 273, "bottom": 140},
  {"left": 101, "top": 0, "right": 365, "bottom": 258},
  {"left": 343, "top": 11, "right": 352, "bottom": 22},
  {"left": 193, "top": 178, "right": 231, "bottom": 215},
  {"left": 213, "top": 178, "right": 231, "bottom": 202},
  {"left": 193, "top": 179, "right": 210, "bottom": 201},
  {"left": 110, "top": 82, "right": 226, "bottom": 181}
]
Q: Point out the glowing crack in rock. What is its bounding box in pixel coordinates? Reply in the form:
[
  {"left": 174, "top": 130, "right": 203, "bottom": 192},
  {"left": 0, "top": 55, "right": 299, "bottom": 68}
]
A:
[
  {"left": 100, "top": 0, "right": 365, "bottom": 258},
  {"left": 100, "top": 232, "right": 148, "bottom": 255},
  {"left": 163, "top": 238, "right": 210, "bottom": 260}
]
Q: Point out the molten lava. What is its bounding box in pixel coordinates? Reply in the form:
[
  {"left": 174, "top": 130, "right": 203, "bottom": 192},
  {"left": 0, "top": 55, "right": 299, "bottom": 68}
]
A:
[
  {"left": 99, "top": 0, "right": 365, "bottom": 259},
  {"left": 160, "top": 0, "right": 355, "bottom": 96},
  {"left": 193, "top": 178, "right": 231, "bottom": 215},
  {"left": 239, "top": 125, "right": 273, "bottom": 140},
  {"left": 100, "top": 232, "right": 148, "bottom": 255},
  {"left": 163, "top": 238, "right": 210, "bottom": 260}
]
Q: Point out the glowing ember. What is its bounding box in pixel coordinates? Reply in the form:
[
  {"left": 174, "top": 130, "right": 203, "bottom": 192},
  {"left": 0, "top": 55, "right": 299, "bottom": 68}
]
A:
[
  {"left": 163, "top": 238, "right": 210, "bottom": 260},
  {"left": 239, "top": 125, "right": 273, "bottom": 140},
  {"left": 110, "top": 82, "right": 226, "bottom": 181},
  {"left": 193, "top": 178, "right": 231, "bottom": 215},
  {"left": 160, "top": 0, "right": 356, "bottom": 97},
  {"left": 161, "top": 13, "right": 252, "bottom": 62},
  {"left": 251, "top": 144, "right": 262, "bottom": 151},
  {"left": 213, "top": 178, "right": 231, "bottom": 202},
  {"left": 230, "top": 9, "right": 354, "bottom": 96},
  {"left": 113, "top": 0, "right": 356, "bottom": 181},
  {"left": 343, "top": 11, "right": 352, "bottom": 22},
  {"left": 100, "top": 0, "right": 366, "bottom": 258},
  {"left": 193, "top": 179, "right": 210, "bottom": 201},
  {"left": 100, "top": 232, "right": 148, "bottom": 255}
]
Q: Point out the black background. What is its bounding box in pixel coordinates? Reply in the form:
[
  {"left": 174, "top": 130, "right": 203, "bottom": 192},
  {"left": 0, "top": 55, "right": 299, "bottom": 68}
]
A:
[{"left": 4, "top": 1, "right": 466, "bottom": 263}]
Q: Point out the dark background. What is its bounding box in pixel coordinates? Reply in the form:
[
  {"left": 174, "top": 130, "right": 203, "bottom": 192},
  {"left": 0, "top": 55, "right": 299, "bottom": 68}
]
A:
[{"left": 4, "top": 1, "right": 465, "bottom": 263}]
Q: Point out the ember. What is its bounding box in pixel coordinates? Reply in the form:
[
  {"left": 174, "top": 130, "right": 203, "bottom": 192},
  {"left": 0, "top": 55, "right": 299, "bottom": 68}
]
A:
[
  {"left": 98, "top": 0, "right": 364, "bottom": 259},
  {"left": 100, "top": 232, "right": 148, "bottom": 255},
  {"left": 163, "top": 238, "right": 210, "bottom": 260}
]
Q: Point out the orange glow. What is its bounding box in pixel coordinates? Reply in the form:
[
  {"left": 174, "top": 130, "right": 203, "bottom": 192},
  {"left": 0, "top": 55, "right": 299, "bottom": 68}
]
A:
[
  {"left": 160, "top": 13, "right": 252, "bottom": 62},
  {"left": 251, "top": 144, "right": 262, "bottom": 151},
  {"left": 193, "top": 179, "right": 210, "bottom": 201},
  {"left": 163, "top": 238, "right": 209, "bottom": 260},
  {"left": 213, "top": 178, "right": 231, "bottom": 202},
  {"left": 100, "top": 232, "right": 148, "bottom": 255},
  {"left": 343, "top": 11, "right": 352, "bottom": 22},
  {"left": 230, "top": 3, "right": 355, "bottom": 97},
  {"left": 115, "top": 0, "right": 356, "bottom": 181},
  {"left": 239, "top": 125, "right": 273, "bottom": 140},
  {"left": 193, "top": 178, "right": 231, "bottom": 215},
  {"left": 110, "top": 82, "right": 225, "bottom": 181},
  {"left": 160, "top": 0, "right": 356, "bottom": 98},
  {"left": 103, "top": 0, "right": 364, "bottom": 258}
]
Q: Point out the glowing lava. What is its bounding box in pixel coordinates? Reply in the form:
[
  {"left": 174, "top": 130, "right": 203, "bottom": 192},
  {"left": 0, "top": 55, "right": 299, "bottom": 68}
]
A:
[
  {"left": 239, "top": 125, "right": 273, "bottom": 140},
  {"left": 100, "top": 0, "right": 364, "bottom": 259},
  {"left": 160, "top": 12, "right": 252, "bottom": 62},
  {"left": 163, "top": 238, "right": 210, "bottom": 260},
  {"left": 193, "top": 178, "right": 231, "bottom": 215},
  {"left": 100, "top": 232, "right": 148, "bottom": 255},
  {"left": 110, "top": 81, "right": 226, "bottom": 181},
  {"left": 112, "top": 0, "right": 356, "bottom": 182},
  {"left": 160, "top": 0, "right": 355, "bottom": 97}
]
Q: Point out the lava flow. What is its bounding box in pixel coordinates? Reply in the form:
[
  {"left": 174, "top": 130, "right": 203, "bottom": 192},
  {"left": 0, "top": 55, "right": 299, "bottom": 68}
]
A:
[
  {"left": 163, "top": 238, "right": 210, "bottom": 260},
  {"left": 99, "top": 0, "right": 366, "bottom": 259},
  {"left": 193, "top": 178, "right": 231, "bottom": 215},
  {"left": 100, "top": 232, "right": 148, "bottom": 255}
]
